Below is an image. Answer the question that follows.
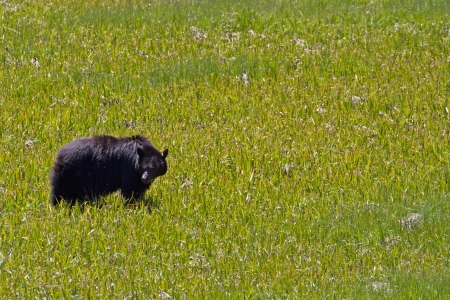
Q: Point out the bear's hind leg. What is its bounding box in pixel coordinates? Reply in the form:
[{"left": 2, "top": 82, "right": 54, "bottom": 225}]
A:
[{"left": 50, "top": 190, "right": 61, "bottom": 207}]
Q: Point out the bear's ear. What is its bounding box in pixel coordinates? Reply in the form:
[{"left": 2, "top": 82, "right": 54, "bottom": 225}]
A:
[
  {"left": 136, "top": 142, "right": 145, "bottom": 157},
  {"left": 162, "top": 149, "right": 168, "bottom": 158},
  {"left": 137, "top": 147, "right": 145, "bottom": 157}
]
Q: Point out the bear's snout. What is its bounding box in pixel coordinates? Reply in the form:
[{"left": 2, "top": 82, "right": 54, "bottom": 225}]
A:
[{"left": 141, "top": 171, "right": 154, "bottom": 185}]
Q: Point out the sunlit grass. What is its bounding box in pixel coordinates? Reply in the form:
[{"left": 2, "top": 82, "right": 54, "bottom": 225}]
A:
[{"left": 1, "top": 0, "right": 450, "bottom": 298}]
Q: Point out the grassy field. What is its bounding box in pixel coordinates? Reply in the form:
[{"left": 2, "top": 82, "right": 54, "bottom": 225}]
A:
[{"left": 1, "top": 0, "right": 450, "bottom": 298}]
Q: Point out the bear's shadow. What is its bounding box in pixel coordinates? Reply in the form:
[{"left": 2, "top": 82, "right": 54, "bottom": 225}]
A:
[
  {"left": 126, "top": 196, "right": 160, "bottom": 213},
  {"left": 61, "top": 196, "right": 160, "bottom": 214}
]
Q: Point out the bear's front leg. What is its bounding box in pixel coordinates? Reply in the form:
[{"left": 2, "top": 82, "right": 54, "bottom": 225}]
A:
[{"left": 121, "top": 188, "right": 141, "bottom": 205}]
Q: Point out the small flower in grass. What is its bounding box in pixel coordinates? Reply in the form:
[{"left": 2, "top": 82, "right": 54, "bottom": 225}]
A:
[
  {"left": 25, "top": 139, "right": 38, "bottom": 149},
  {"left": 401, "top": 213, "right": 423, "bottom": 230},
  {"left": 371, "top": 281, "right": 391, "bottom": 294},
  {"left": 181, "top": 177, "right": 193, "bottom": 189},
  {"left": 241, "top": 70, "right": 248, "bottom": 85},
  {"left": 190, "top": 26, "right": 206, "bottom": 41},
  {"left": 136, "top": 49, "right": 149, "bottom": 59},
  {"left": 443, "top": 24, "right": 449, "bottom": 35},
  {"left": 237, "top": 70, "right": 249, "bottom": 86},
  {"left": 293, "top": 38, "right": 307, "bottom": 47},
  {"left": 189, "top": 253, "right": 210, "bottom": 269},
  {"left": 351, "top": 95, "right": 366, "bottom": 105},
  {"left": 387, "top": 102, "right": 399, "bottom": 111},
  {"left": 325, "top": 123, "right": 334, "bottom": 133},
  {"left": 316, "top": 105, "right": 326, "bottom": 114},
  {"left": 125, "top": 120, "right": 134, "bottom": 128},
  {"left": 159, "top": 291, "right": 173, "bottom": 299},
  {"left": 382, "top": 235, "right": 401, "bottom": 250},
  {"left": 404, "top": 119, "right": 415, "bottom": 130},
  {"left": 282, "top": 163, "right": 296, "bottom": 176},
  {"left": 30, "top": 57, "right": 40, "bottom": 68},
  {"left": 221, "top": 30, "right": 239, "bottom": 42}
]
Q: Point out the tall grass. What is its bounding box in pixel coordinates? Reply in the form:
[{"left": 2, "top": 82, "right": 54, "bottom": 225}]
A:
[{"left": 1, "top": 0, "right": 450, "bottom": 298}]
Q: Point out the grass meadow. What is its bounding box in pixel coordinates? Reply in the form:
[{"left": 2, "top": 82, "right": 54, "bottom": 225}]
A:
[{"left": 1, "top": 0, "right": 450, "bottom": 298}]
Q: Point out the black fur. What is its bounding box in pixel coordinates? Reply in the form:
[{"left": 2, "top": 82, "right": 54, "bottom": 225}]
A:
[{"left": 50, "top": 135, "right": 168, "bottom": 207}]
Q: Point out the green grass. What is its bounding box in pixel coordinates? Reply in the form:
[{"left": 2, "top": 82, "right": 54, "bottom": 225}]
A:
[{"left": 1, "top": 0, "right": 450, "bottom": 298}]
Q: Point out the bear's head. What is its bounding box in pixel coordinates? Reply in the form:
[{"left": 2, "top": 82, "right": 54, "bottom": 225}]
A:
[{"left": 137, "top": 145, "right": 168, "bottom": 185}]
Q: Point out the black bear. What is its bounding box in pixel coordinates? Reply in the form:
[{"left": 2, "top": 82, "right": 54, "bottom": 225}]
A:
[{"left": 50, "top": 135, "right": 168, "bottom": 207}]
